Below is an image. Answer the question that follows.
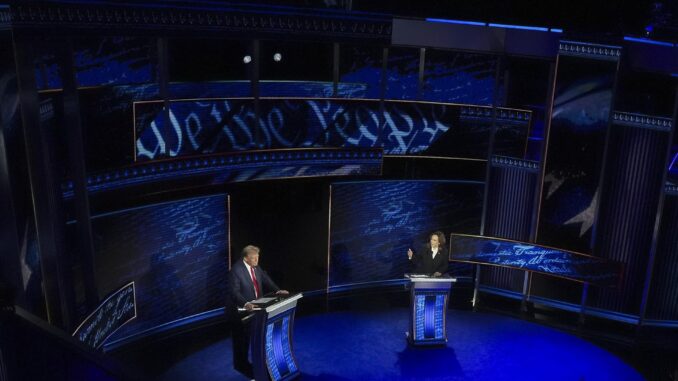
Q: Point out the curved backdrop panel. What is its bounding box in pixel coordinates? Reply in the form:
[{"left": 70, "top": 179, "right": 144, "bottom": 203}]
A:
[
  {"left": 134, "top": 97, "right": 530, "bottom": 161},
  {"left": 328, "top": 180, "right": 483, "bottom": 289},
  {"left": 70, "top": 194, "right": 230, "bottom": 345}
]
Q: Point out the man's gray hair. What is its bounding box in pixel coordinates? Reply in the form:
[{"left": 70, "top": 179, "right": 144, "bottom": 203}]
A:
[{"left": 241, "top": 245, "right": 260, "bottom": 257}]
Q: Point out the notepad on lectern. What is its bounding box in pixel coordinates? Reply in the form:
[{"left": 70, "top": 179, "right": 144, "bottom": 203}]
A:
[{"left": 251, "top": 297, "right": 277, "bottom": 305}]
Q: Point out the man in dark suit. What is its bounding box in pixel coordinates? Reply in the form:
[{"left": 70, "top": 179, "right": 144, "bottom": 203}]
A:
[
  {"left": 407, "top": 231, "right": 449, "bottom": 276},
  {"left": 226, "top": 245, "right": 288, "bottom": 378}
]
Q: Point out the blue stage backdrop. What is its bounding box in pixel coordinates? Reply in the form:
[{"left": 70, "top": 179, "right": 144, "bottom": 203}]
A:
[
  {"left": 449, "top": 234, "right": 622, "bottom": 286},
  {"left": 77, "top": 194, "right": 229, "bottom": 344},
  {"left": 339, "top": 45, "right": 383, "bottom": 99},
  {"left": 385, "top": 48, "right": 420, "bottom": 100},
  {"left": 73, "top": 36, "right": 155, "bottom": 87},
  {"left": 135, "top": 97, "right": 530, "bottom": 161},
  {"left": 329, "top": 181, "right": 483, "bottom": 288},
  {"left": 35, "top": 36, "right": 156, "bottom": 89},
  {"left": 422, "top": 50, "right": 499, "bottom": 105},
  {"left": 537, "top": 55, "right": 617, "bottom": 253},
  {"left": 259, "top": 81, "right": 335, "bottom": 98},
  {"left": 533, "top": 45, "right": 619, "bottom": 305}
]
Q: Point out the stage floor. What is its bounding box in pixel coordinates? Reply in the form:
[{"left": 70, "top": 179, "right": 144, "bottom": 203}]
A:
[{"left": 154, "top": 308, "right": 644, "bottom": 381}]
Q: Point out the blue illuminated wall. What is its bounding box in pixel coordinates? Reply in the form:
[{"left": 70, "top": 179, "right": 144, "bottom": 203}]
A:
[
  {"left": 339, "top": 45, "right": 383, "bottom": 99},
  {"left": 422, "top": 50, "right": 499, "bottom": 105},
  {"left": 35, "top": 36, "right": 156, "bottom": 89},
  {"left": 385, "top": 48, "right": 419, "bottom": 100},
  {"left": 84, "top": 194, "right": 229, "bottom": 343},
  {"left": 74, "top": 37, "right": 155, "bottom": 87},
  {"left": 167, "top": 82, "right": 251, "bottom": 99},
  {"left": 329, "top": 181, "right": 483, "bottom": 287},
  {"left": 134, "top": 94, "right": 476, "bottom": 162},
  {"left": 135, "top": 98, "right": 530, "bottom": 161},
  {"left": 259, "top": 81, "right": 335, "bottom": 97}
]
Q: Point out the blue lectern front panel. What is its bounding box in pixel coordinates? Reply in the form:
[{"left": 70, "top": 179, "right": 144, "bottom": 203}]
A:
[
  {"left": 265, "top": 313, "right": 298, "bottom": 381},
  {"left": 414, "top": 292, "right": 446, "bottom": 342}
]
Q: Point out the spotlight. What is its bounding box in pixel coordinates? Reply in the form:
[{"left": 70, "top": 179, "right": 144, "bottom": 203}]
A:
[
  {"left": 644, "top": 25, "right": 653, "bottom": 37},
  {"left": 273, "top": 53, "right": 282, "bottom": 62},
  {"left": 243, "top": 55, "right": 252, "bottom": 64}
]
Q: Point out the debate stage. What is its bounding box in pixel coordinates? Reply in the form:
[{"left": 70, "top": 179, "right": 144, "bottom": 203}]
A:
[{"left": 118, "top": 300, "right": 644, "bottom": 381}]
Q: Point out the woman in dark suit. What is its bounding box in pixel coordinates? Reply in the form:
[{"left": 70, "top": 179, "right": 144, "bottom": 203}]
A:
[{"left": 407, "top": 231, "right": 448, "bottom": 277}]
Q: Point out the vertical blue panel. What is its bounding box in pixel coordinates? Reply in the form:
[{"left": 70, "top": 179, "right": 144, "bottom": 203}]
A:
[
  {"left": 537, "top": 56, "right": 616, "bottom": 253},
  {"left": 647, "top": 193, "right": 678, "bottom": 320},
  {"left": 265, "top": 313, "right": 298, "bottom": 381},
  {"left": 281, "top": 315, "right": 297, "bottom": 373},
  {"left": 590, "top": 124, "right": 669, "bottom": 314},
  {"left": 265, "top": 322, "right": 282, "bottom": 381},
  {"left": 481, "top": 158, "right": 538, "bottom": 291},
  {"left": 414, "top": 292, "right": 446, "bottom": 342},
  {"left": 533, "top": 54, "right": 617, "bottom": 304}
]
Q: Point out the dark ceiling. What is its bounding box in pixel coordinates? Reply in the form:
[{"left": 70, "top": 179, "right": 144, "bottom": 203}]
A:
[
  {"left": 9, "top": 0, "right": 678, "bottom": 42},
  {"left": 258, "top": 0, "right": 678, "bottom": 41}
]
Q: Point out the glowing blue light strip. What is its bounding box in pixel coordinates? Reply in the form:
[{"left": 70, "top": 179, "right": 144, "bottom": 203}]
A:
[
  {"left": 642, "top": 319, "right": 678, "bottom": 328},
  {"left": 623, "top": 36, "right": 675, "bottom": 47},
  {"left": 668, "top": 153, "right": 678, "bottom": 170},
  {"left": 102, "top": 308, "right": 224, "bottom": 352},
  {"left": 489, "top": 23, "right": 548, "bottom": 31},
  {"left": 426, "top": 18, "right": 485, "bottom": 26},
  {"left": 426, "top": 19, "right": 559, "bottom": 33},
  {"left": 480, "top": 286, "right": 642, "bottom": 325}
]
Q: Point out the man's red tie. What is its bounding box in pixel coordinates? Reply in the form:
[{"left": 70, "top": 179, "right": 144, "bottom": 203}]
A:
[{"left": 250, "top": 267, "right": 260, "bottom": 298}]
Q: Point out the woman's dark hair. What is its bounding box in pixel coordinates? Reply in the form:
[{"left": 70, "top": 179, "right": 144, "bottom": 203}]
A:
[{"left": 426, "top": 231, "right": 446, "bottom": 248}]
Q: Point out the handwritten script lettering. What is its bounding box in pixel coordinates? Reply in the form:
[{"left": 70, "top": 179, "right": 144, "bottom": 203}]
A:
[
  {"left": 449, "top": 236, "right": 621, "bottom": 286},
  {"left": 74, "top": 283, "right": 136, "bottom": 349}
]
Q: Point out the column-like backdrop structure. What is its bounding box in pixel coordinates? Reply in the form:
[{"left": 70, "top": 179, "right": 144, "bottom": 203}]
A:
[
  {"left": 532, "top": 41, "right": 621, "bottom": 307},
  {"left": 589, "top": 113, "right": 673, "bottom": 316},
  {"left": 480, "top": 156, "right": 539, "bottom": 293}
]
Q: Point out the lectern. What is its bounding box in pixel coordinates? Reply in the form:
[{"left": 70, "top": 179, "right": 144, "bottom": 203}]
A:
[
  {"left": 250, "top": 293, "right": 303, "bottom": 381},
  {"left": 406, "top": 275, "right": 456, "bottom": 346}
]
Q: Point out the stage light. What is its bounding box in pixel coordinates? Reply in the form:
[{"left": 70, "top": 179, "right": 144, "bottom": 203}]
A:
[
  {"left": 243, "top": 55, "right": 252, "bottom": 64},
  {"left": 273, "top": 53, "right": 282, "bottom": 62}
]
